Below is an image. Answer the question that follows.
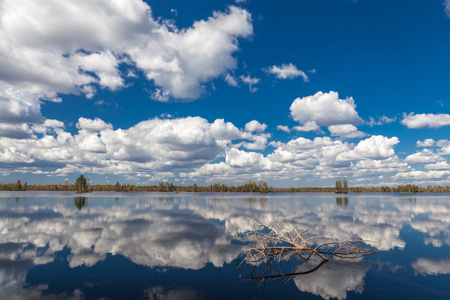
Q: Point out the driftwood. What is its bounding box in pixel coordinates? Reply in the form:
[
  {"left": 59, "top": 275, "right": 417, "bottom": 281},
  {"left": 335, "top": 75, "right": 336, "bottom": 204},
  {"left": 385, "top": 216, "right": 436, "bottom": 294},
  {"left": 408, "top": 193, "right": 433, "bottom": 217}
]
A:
[{"left": 240, "top": 218, "right": 377, "bottom": 282}]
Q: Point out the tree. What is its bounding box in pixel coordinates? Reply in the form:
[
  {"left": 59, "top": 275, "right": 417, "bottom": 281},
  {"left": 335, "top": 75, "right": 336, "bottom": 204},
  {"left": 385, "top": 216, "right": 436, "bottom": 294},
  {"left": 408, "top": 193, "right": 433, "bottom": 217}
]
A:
[
  {"left": 343, "top": 177, "right": 348, "bottom": 193},
  {"left": 335, "top": 179, "right": 342, "bottom": 193},
  {"left": 16, "top": 180, "right": 22, "bottom": 191},
  {"left": 75, "top": 175, "right": 87, "bottom": 193},
  {"left": 335, "top": 178, "right": 348, "bottom": 194}
]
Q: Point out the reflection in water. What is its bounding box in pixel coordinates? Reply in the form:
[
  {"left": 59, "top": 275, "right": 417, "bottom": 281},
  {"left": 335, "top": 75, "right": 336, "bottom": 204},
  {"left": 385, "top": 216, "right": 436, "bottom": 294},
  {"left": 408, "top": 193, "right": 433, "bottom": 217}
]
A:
[
  {"left": 0, "top": 192, "right": 449, "bottom": 299},
  {"left": 294, "top": 261, "right": 369, "bottom": 300},
  {"left": 144, "top": 286, "right": 201, "bottom": 300},
  {"left": 336, "top": 197, "right": 348, "bottom": 208},
  {"left": 240, "top": 218, "right": 376, "bottom": 284},
  {"left": 74, "top": 197, "right": 87, "bottom": 210},
  {"left": 158, "top": 197, "right": 175, "bottom": 202},
  {"left": 243, "top": 197, "right": 268, "bottom": 206},
  {"left": 412, "top": 258, "right": 450, "bottom": 275}
]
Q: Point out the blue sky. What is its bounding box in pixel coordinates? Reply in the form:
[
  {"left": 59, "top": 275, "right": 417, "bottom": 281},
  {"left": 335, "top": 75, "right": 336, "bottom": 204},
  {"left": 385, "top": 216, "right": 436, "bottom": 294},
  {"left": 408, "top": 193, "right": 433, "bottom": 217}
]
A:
[{"left": 2, "top": 0, "right": 450, "bottom": 187}]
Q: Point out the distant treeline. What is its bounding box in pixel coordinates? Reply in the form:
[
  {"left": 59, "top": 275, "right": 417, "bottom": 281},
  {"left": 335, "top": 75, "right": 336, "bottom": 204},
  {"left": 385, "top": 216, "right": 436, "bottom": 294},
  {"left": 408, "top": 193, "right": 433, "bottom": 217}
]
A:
[{"left": 1, "top": 179, "right": 450, "bottom": 194}]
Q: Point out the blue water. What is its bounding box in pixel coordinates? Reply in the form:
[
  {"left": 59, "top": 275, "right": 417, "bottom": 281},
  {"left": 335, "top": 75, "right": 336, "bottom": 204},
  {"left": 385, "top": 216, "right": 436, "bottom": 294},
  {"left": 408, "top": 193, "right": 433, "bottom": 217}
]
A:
[{"left": 0, "top": 192, "right": 449, "bottom": 299}]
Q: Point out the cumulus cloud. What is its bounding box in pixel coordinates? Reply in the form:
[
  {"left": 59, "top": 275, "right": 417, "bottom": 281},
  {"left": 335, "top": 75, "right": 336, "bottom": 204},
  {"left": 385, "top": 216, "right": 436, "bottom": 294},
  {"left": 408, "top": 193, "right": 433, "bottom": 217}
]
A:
[
  {"left": 0, "top": 123, "right": 33, "bottom": 139},
  {"left": 224, "top": 73, "right": 238, "bottom": 87},
  {"left": 353, "top": 156, "right": 410, "bottom": 178},
  {"left": 226, "top": 148, "right": 264, "bottom": 168},
  {"left": 436, "top": 139, "right": 450, "bottom": 147},
  {"left": 240, "top": 74, "right": 260, "bottom": 92},
  {"left": 0, "top": 87, "right": 44, "bottom": 125},
  {"left": 367, "top": 116, "right": 396, "bottom": 127},
  {"left": 0, "top": 1, "right": 253, "bottom": 134},
  {"left": 276, "top": 125, "right": 291, "bottom": 133},
  {"left": 241, "top": 133, "right": 270, "bottom": 150},
  {"left": 401, "top": 113, "right": 450, "bottom": 129},
  {"left": 293, "top": 121, "right": 321, "bottom": 132},
  {"left": 265, "top": 63, "right": 309, "bottom": 81},
  {"left": 244, "top": 120, "right": 267, "bottom": 133},
  {"left": 337, "top": 135, "right": 399, "bottom": 161},
  {"left": 425, "top": 161, "right": 450, "bottom": 170},
  {"left": 0, "top": 117, "right": 263, "bottom": 175},
  {"left": 393, "top": 170, "right": 450, "bottom": 180},
  {"left": 76, "top": 117, "right": 113, "bottom": 132},
  {"left": 328, "top": 124, "right": 367, "bottom": 139},
  {"left": 191, "top": 135, "right": 358, "bottom": 182},
  {"left": 290, "top": 91, "right": 362, "bottom": 127},
  {"left": 405, "top": 149, "right": 444, "bottom": 164},
  {"left": 417, "top": 139, "right": 436, "bottom": 147}
]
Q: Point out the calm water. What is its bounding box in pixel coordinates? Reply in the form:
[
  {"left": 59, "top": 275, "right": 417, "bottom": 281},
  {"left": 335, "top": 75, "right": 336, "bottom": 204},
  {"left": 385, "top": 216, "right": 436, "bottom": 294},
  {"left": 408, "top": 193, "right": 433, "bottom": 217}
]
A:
[{"left": 0, "top": 192, "right": 449, "bottom": 299}]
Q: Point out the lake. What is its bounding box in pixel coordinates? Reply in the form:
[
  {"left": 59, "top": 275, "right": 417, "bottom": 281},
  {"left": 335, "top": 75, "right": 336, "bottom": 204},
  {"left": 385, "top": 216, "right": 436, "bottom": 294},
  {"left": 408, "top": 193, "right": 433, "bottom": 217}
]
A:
[{"left": 0, "top": 192, "right": 449, "bottom": 299}]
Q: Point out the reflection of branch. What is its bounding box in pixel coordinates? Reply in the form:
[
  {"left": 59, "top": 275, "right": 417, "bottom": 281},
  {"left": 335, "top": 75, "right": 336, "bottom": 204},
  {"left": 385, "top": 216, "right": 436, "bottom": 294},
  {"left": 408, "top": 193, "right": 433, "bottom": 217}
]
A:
[{"left": 240, "top": 218, "right": 377, "bottom": 282}]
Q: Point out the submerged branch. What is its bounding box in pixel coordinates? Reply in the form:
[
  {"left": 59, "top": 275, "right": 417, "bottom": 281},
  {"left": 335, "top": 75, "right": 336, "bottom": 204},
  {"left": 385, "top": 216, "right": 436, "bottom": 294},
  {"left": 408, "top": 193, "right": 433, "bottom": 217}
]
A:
[{"left": 241, "top": 218, "right": 377, "bottom": 282}]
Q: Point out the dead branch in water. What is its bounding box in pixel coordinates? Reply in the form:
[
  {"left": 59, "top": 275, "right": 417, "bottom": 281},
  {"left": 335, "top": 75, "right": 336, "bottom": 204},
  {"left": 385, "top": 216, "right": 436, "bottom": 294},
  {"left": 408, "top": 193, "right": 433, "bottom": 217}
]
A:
[{"left": 241, "top": 218, "right": 377, "bottom": 282}]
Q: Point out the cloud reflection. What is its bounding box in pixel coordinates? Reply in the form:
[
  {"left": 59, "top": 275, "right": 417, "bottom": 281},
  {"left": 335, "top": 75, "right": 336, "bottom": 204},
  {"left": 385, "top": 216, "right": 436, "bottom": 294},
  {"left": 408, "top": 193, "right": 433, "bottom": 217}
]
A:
[
  {"left": 412, "top": 258, "right": 450, "bottom": 276},
  {"left": 294, "top": 261, "right": 369, "bottom": 300},
  {"left": 0, "top": 192, "right": 449, "bottom": 299}
]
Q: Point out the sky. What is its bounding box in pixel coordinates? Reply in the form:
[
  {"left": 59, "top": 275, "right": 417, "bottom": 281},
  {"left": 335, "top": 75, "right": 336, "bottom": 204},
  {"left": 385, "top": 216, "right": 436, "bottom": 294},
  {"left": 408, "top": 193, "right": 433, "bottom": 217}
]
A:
[{"left": 2, "top": 0, "right": 450, "bottom": 187}]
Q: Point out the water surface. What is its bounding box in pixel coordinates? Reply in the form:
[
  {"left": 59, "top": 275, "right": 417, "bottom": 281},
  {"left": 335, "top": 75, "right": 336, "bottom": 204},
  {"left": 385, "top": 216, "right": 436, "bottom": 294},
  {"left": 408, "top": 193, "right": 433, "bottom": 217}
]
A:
[{"left": 0, "top": 192, "right": 449, "bottom": 299}]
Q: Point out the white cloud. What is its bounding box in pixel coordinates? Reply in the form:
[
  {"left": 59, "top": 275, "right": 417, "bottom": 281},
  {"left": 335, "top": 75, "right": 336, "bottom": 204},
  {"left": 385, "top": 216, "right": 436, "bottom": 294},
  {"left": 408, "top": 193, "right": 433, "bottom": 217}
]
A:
[
  {"left": 240, "top": 74, "right": 259, "bottom": 92},
  {"left": 76, "top": 117, "right": 113, "bottom": 132},
  {"left": 210, "top": 119, "right": 243, "bottom": 141},
  {"left": 244, "top": 120, "right": 267, "bottom": 133},
  {"left": 0, "top": 144, "right": 34, "bottom": 163},
  {"left": 225, "top": 73, "right": 238, "bottom": 87},
  {"left": 405, "top": 149, "right": 444, "bottom": 164},
  {"left": 328, "top": 124, "right": 367, "bottom": 139},
  {"left": 425, "top": 161, "right": 450, "bottom": 170},
  {"left": 393, "top": 170, "right": 450, "bottom": 180},
  {"left": 445, "top": 0, "right": 450, "bottom": 18},
  {"left": 242, "top": 133, "right": 271, "bottom": 150},
  {"left": 293, "top": 121, "right": 321, "bottom": 132},
  {"left": 32, "top": 119, "right": 65, "bottom": 134},
  {"left": 353, "top": 156, "right": 410, "bottom": 178},
  {"left": 226, "top": 148, "right": 263, "bottom": 167},
  {"left": 0, "top": 123, "right": 33, "bottom": 139},
  {"left": 265, "top": 63, "right": 309, "bottom": 81},
  {"left": 276, "top": 125, "right": 291, "bottom": 133},
  {"left": 438, "top": 146, "right": 450, "bottom": 156},
  {"left": 290, "top": 91, "right": 362, "bottom": 127},
  {"left": 436, "top": 139, "right": 450, "bottom": 147},
  {"left": 268, "top": 137, "right": 349, "bottom": 167},
  {"left": 367, "top": 116, "right": 396, "bottom": 127},
  {"left": 0, "top": 1, "right": 253, "bottom": 128},
  {"left": 150, "top": 89, "right": 171, "bottom": 102},
  {"left": 337, "top": 135, "right": 399, "bottom": 161},
  {"left": 417, "top": 139, "right": 436, "bottom": 147},
  {"left": 401, "top": 113, "right": 450, "bottom": 129},
  {"left": 0, "top": 1, "right": 254, "bottom": 149},
  {"left": 0, "top": 117, "right": 262, "bottom": 175},
  {"left": 0, "top": 86, "right": 44, "bottom": 125}
]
